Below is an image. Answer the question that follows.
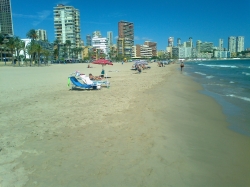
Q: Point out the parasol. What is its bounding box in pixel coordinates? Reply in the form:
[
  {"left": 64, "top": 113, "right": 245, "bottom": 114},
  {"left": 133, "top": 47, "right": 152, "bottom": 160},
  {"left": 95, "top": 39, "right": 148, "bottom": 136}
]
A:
[{"left": 92, "top": 59, "right": 113, "bottom": 75}]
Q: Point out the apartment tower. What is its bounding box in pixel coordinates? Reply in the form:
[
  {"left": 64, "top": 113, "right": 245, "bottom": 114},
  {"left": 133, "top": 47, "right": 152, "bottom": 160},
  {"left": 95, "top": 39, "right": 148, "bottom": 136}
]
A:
[
  {"left": 118, "top": 21, "right": 134, "bottom": 57},
  {"left": 53, "top": 4, "right": 81, "bottom": 48},
  {"left": 107, "top": 31, "right": 113, "bottom": 47},
  {"left": 168, "top": 37, "right": 174, "bottom": 47},
  {"left": 228, "top": 36, "right": 237, "bottom": 53},
  {"left": 219, "top": 39, "right": 223, "bottom": 51},
  {"left": 36, "top": 29, "right": 48, "bottom": 41},
  {"left": 0, "top": 0, "right": 14, "bottom": 35},
  {"left": 236, "top": 36, "right": 244, "bottom": 52}
]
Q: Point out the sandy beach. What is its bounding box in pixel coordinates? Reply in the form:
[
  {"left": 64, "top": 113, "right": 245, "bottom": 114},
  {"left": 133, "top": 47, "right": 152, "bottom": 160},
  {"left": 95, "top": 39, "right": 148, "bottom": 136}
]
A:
[{"left": 0, "top": 62, "right": 250, "bottom": 187}]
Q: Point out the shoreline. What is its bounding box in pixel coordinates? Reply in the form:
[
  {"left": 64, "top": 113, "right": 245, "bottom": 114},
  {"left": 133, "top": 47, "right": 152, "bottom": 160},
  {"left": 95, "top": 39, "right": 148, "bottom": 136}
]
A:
[{"left": 1, "top": 63, "right": 250, "bottom": 186}]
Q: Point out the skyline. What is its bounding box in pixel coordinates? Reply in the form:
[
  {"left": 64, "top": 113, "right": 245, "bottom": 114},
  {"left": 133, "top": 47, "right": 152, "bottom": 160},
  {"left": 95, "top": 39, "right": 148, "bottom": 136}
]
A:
[{"left": 10, "top": 0, "right": 250, "bottom": 50}]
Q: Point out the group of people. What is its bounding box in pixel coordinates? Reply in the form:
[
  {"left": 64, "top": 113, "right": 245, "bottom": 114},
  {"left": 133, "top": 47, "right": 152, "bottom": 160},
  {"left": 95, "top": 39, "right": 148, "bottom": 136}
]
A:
[{"left": 132, "top": 64, "right": 150, "bottom": 73}]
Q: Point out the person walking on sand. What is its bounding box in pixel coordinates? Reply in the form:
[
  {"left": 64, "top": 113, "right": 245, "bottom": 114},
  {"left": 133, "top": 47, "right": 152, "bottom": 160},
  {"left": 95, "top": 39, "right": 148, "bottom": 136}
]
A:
[{"left": 180, "top": 61, "right": 184, "bottom": 72}]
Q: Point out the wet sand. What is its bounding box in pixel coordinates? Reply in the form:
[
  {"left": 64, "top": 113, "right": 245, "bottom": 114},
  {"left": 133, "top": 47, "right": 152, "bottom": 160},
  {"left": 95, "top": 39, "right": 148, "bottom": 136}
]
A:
[{"left": 0, "top": 62, "right": 249, "bottom": 186}]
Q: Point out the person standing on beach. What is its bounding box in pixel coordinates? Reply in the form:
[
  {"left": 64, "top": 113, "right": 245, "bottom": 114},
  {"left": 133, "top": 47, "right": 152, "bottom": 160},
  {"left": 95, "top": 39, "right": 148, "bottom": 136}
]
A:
[{"left": 180, "top": 61, "right": 184, "bottom": 71}]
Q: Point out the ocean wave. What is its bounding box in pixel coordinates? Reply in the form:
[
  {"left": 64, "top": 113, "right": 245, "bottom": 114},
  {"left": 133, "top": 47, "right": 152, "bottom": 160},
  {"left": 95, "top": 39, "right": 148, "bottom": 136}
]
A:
[
  {"left": 206, "top": 76, "right": 214, "bottom": 79},
  {"left": 226, "top": 94, "right": 250, "bottom": 102},
  {"left": 229, "top": 81, "right": 235, "bottom": 83},
  {"left": 198, "top": 64, "right": 238, "bottom": 68},
  {"left": 195, "top": 72, "right": 206, "bottom": 75},
  {"left": 242, "top": 72, "right": 250, "bottom": 76}
]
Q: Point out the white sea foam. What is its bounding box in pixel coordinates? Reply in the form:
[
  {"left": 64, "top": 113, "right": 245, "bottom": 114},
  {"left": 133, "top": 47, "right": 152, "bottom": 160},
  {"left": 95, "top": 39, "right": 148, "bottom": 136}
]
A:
[
  {"left": 198, "top": 64, "right": 238, "bottom": 68},
  {"left": 226, "top": 94, "right": 250, "bottom": 102},
  {"left": 195, "top": 72, "right": 206, "bottom": 75},
  {"left": 242, "top": 72, "right": 250, "bottom": 76},
  {"left": 206, "top": 76, "right": 214, "bottom": 79},
  {"left": 229, "top": 81, "right": 235, "bottom": 83}
]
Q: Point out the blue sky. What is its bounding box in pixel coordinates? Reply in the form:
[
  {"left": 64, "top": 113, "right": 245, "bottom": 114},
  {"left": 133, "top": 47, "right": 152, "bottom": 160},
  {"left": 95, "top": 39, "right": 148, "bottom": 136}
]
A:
[{"left": 11, "top": 0, "right": 250, "bottom": 50}]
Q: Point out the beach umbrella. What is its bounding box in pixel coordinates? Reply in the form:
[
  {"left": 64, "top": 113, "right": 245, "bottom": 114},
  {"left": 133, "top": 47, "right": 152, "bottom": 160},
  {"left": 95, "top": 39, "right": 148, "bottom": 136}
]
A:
[
  {"left": 92, "top": 59, "right": 113, "bottom": 75},
  {"left": 134, "top": 60, "right": 148, "bottom": 65}
]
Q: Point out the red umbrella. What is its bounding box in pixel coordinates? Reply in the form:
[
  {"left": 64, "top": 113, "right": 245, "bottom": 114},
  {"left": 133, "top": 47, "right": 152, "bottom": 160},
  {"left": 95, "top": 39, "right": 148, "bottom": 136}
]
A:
[
  {"left": 92, "top": 59, "right": 113, "bottom": 75},
  {"left": 92, "top": 59, "right": 113, "bottom": 65}
]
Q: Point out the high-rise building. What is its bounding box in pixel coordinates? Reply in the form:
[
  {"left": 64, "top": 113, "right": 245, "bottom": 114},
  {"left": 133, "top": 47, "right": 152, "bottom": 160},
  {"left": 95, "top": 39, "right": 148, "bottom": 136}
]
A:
[
  {"left": 219, "top": 39, "right": 223, "bottom": 51},
  {"left": 0, "top": 0, "right": 14, "bottom": 35},
  {"left": 196, "top": 40, "right": 202, "bottom": 54},
  {"left": 228, "top": 36, "right": 237, "bottom": 53},
  {"left": 118, "top": 20, "right": 134, "bottom": 57},
  {"left": 86, "top": 35, "right": 92, "bottom": 46},
  {"left": 168, "top": 37, "right": 174, "bottom": 47},
  {"left": 36, "top": 29, "right": 47, "bottom": 41},
  {"left": 107, "top": 31, "right": 113, "bottom": 47},
  {"left": 53, "top": 4, "right": 81, "bottom": 48},
  {"left": 236, "top": 36, "right": 244, "bottom": 52},
  {"left": 177, "top": 38, "right": 181, "bottom": 47}
]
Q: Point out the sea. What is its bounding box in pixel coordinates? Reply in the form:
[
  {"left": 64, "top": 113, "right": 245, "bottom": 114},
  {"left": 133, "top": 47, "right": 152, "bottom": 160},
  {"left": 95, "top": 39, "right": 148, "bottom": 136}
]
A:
[{"left": 184, "top": 59, "right": 250, "bottom": 137}]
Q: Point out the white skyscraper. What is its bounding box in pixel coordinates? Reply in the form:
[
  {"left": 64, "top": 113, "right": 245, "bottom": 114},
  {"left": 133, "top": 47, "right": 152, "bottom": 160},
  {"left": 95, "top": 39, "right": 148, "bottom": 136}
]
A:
[
  {"left": 236, "top": 36, "right": 244, "bottom": 52},
  {"left": 54, "top": 4, "right": 81, "bottom": 47},
  {"left": 219, "top": 39, "right": 223, "bottom": 51},
  {"left": 228, "top": 36, "right": 237, "bottom": 53},
  {"left": 107, "top": 31, "right": 113, "bottom": 47}
]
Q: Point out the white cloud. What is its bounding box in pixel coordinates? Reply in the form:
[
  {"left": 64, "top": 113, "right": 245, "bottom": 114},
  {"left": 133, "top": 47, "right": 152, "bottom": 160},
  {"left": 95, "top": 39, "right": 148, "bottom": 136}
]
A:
[{"left": 13, "top": 10, "right": 52, "bottom": 26}]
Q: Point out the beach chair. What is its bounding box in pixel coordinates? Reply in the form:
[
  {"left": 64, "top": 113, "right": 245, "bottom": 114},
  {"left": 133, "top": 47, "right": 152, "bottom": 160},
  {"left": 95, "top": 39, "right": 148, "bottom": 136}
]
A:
[
  {"left": 68, "top": 76, "right": 101, "bottom": 90},
  {"left": 80, "top": 74, "right": 110, "bottom": 88}
]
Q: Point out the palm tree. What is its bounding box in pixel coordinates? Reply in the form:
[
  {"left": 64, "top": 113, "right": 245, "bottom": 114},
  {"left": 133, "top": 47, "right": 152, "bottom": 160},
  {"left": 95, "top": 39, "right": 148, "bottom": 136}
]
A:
[
  {"left": 14, "top": 37, "right": 25, "bottom": 66},
  {"left": 6, "top": 37, "right": 16, "bottom": 66},
  {"left": 34, "top": 43, "right": 43, "bottom": 66},
  {"left": 53, "top": 39, "right": 61, "bottom": 61},
  {"left": 26, "top": 29, "right": 37, "bottom": 41},
  {"left": 65, "top": 40, "right": 71, "bottom": 59},
  {"left": 42, "top": 49, "right": 51, "bottom": 65},
  {"left": 26, "top": 41, "right": 37, "bottom": 66}
]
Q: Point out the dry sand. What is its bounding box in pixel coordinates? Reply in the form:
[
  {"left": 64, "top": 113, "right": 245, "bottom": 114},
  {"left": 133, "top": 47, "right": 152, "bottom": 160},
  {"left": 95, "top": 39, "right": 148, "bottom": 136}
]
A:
[{"left": 0, "top": 62, "right": 250, "bottom": 187}]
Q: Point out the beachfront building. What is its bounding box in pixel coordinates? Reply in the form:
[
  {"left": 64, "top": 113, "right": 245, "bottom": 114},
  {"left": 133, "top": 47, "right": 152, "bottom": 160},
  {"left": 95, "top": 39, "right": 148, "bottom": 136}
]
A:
[
  {"left": 117, "top": 20, "right": 134, "bottom": 57},
  {"left": 92, "top": 36, "right": 109, "bottom": 59},
  {"left": 172, "top": 47, "right": 192, "bottom": 59},
  {"left": 214, "top": 50, "right": 231, "bottom": 58},
  {"left": 132, "top": 44, "right": 152, "bottom": 59},
  {"left": 53, "top": 4, "right": 81, "bottom": 59},
  {"left": 36, "top": 29, "right": 48, "bottom": 41},
  {"left": 107, "top": 31, "right": 113, "bottom": 47},
  {"left": 144, "top": 41, "right": 157, "bottom": 57},
  {"left": 0, "top": 0, "right": 14, "bottom": 35},
  {"left": 117, "top": 37, "right": 133, "bottom": 57}
]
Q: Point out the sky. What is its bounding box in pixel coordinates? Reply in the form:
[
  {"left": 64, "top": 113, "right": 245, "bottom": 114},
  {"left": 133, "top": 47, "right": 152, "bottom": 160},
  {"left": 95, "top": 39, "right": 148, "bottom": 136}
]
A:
[{"left": 11, "top": 0, "right": 250, "bottom": 50}]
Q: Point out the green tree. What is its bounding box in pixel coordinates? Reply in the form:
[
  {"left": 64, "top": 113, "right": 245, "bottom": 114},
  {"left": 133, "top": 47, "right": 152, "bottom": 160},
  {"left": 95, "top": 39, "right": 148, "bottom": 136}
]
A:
[
  {"left": 6, "top": 37, "right": 16, "bottom": 66},
  {"left": 26, "top": 29, "right": 37, "bottom": 41},
  {"left": 65, "top": 40, "right": 71, "bottom": 59},
  {"left": 14, "top": 37, "right": 25, "bottom": 66},
  {"left": 53, "top": 39, "right": 61, "bottom": 60}
]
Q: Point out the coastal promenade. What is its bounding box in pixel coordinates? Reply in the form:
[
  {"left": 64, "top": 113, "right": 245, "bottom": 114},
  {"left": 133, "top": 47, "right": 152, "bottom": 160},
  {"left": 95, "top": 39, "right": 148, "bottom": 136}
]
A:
[{"left": 0, "top": 62, "right": 249, "bottom": 186}]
